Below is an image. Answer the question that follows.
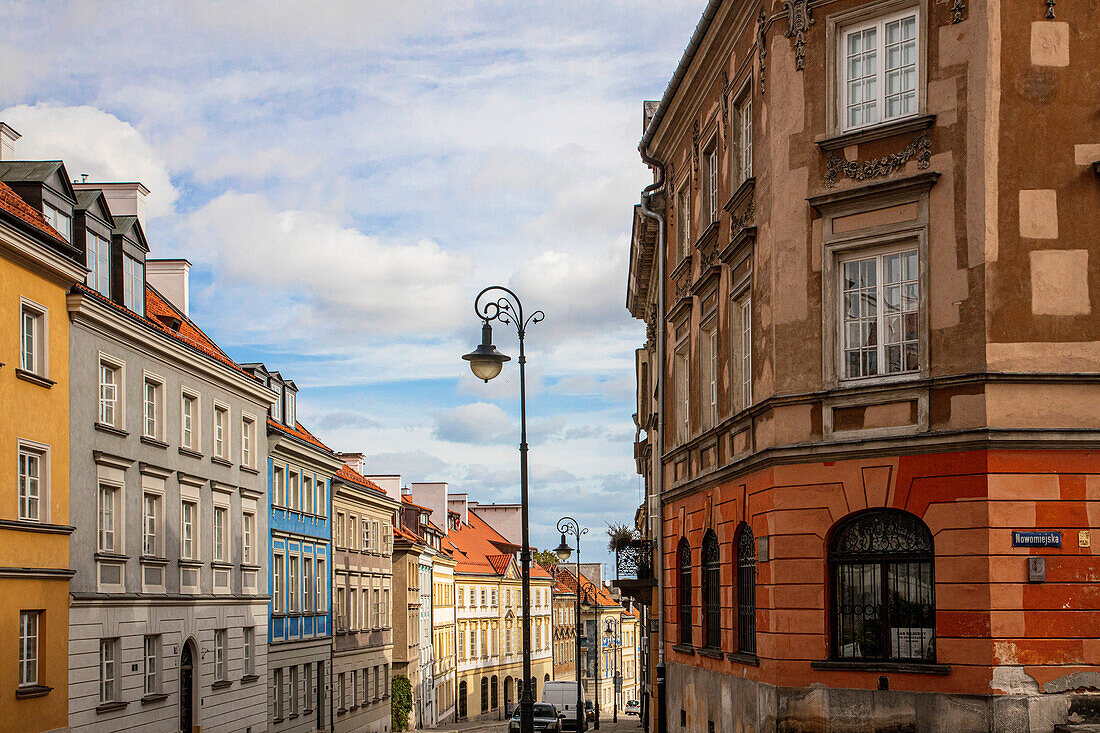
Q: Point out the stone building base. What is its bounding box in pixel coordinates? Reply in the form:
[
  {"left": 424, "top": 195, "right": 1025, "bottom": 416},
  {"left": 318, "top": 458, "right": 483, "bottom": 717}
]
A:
[{"left": 667, "top": 661, "right": 1100, "bottom": 732}]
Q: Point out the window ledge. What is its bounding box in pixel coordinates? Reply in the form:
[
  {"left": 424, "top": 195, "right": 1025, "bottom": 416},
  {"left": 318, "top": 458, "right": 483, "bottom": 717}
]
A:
[
  {"left": 141, "top": 692, "right": 168, "bottom": 704},
  {"left": 96, "top": 701, "right": 128, "bottom": 714},
  {"left": 211, "top": 679, "right": 233, "bottom": 690},
  {"left": 178, "top": 559, "right": 203, "bottom": 568},
  {"left": 810, "top": 659, "right": 950, "bottom": 675},
  {"left": 272, "top": 717, "right": 284, "bottom": 724},
  {"left": 178, "top": 446, "right": 203, "bottom": 459},
  {"left": 669, "top": 253, "right": 693, "bottom": 283},
  {"left": 724, "top": 176, "right": 756, "bottom": 214},
  {"left": 288, "top": 712, "right": 300, "bottom": 720},
  {"left": 95, "top": 552, "right": 128, "bottom": 562},
  {"left": 0, "top": 519, "right": 75, "bottom": 535},
  {"left": 241, "top": 562, "right": 261, "bottom": 571},
  {"left": 817, "top": 114, "right": 936, "bottom": 152},
  {"left": 337, "top": 707, "right": 348, "bottom": 715},
  {"left": 211, "top": 456, "right": 233, "bottom": 467},
  {"left": 726, "top": 651, "right": 759, "bottom": 665},
  {"left": 141, "top": 555, "right": 169, "bottom": 565},
  {"left": 15, "top": 684, "right": 52, "bottom": 699},
  {"left": 671, "top": 644, "right": 695, "bottom": 655},
  {"left": 698, "top": 647, "right": 723, "bottom": 659},
  {"left": 211, "top": 560, "right": 233, "bottom": 569},
  {"left": 94, "top": 422, "right": 128, "bottom": 438},
  {"left": 140, "top": 435, "right": 168, "bottom": 449},
  {"left": 240, "top": 465, "right": 260, "bottom": 475},
  {"left": 15, "top": 369, "right": 55, "bottom": 388},
  {"left": 241, "top": 674, "right": 260, "bottom": 684}
]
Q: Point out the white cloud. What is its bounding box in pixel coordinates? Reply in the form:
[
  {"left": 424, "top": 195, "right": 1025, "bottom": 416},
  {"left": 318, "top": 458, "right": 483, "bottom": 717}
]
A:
[
  {"left": 0, "top": 104, "right": 178, "bottom": 218},
  {"left": 433, "top": 402, "right": 513, "bottom": 445}
]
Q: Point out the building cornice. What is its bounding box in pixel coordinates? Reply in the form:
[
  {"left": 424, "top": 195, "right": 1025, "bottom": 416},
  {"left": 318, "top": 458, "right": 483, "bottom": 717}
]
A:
[
  {"left": 0, "top": 216, "right": 86, "bottom": 286},
  {"left": 268, "top": 431, "right": 344, "bottom": 474}
]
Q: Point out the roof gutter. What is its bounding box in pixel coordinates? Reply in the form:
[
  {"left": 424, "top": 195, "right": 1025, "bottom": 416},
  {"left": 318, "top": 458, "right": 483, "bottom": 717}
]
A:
[{"left": 638, "top": 0, "right": 723, "bottom": 156}]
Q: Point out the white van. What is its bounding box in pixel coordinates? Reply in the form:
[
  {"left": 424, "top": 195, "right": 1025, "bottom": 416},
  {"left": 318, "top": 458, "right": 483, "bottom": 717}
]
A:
[{"left": 542, "top": 681, "right": 588, "bottom": 731}]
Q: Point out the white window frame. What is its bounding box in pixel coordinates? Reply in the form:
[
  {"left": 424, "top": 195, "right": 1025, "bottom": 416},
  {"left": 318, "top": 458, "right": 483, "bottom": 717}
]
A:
[
  {"left": 290, "top": 665, "right": 300, "bottom": 715},
  {"left": 142, "top": 491, "right": 162, "bottom": 557},
  {"left": 289, "top": 470, "right": 301, "bottom": 512},
  {"left": 303, "top": 555, "right": 314, "bottom": 613},
  {"left": 286, "top": 389, "right": 296, "bottom": 426},
  {"left": 303, "top": 474, "right": 314, "bottom": 514},
  {"left": 144, "top": 634, "right": 160, "bottom": 694},
  {"left": 674, "top": 343, "right": 690, "bottom": 444},
  {"left": 241, "top": 414, "right": 256, "bottom": 468},
  {"left": 142, "top": 372, "right": 164, "bottom": 441},
  {"left": 19, "top": 610, "right": 39, "bottom": 687},
  {"left": 701, "top": 317, "right": 718, "bottom": 430},
  {"left": 733, "top": 88, "right": 753, "bottom": 184},
  {"left": 123, "top": 254, "right": 145, "bottom": 316},
  {"left": 180, "top": 499, "right": 197, "bottom": 560},
  {"left": 98, "top": 355, "right": 124, "bottom": 429},
  {"left": 17, "top": 440, "right": 48, "bottom": 523},
  {"left": 274, "top": 551, "right": 285, "bottom": 613},
  {"left": 43, "top": 202, "right": 71, "bottom": 242},
  {"left": 290, "top": 553, "right": 300, "bottom": 613},
  {"left": 213, "top": 628, "right": 227, "bottom": 681},
  {"left": 273, "top": 668, "right": 285, "bottom": 719},
  {"left": 704, "top": 143, "right": 719, "bottom": 224},
  {"left": 316, "top": 557, "right": 326, "bottom": 613},
  {"left": 740, "top": 296, "right": 753, "bottom": 409},
  {"left": 213, "top": 402, "right": 230, "bottom": 460},
  {"left": 19, "top": 298, "right": 48, "bottom": 378},
  {"left": 99, "top": 638, "right": 118, "bottom": 703},
  {"left": 837, "top": 5, "right": 922, "bottom": 133},
  {"left": 180, "top": 389, "right": 199, "bottom": 451},
  {"left": 98, "top": 481, "right": 121, "bottom": 553},
  {"left": 213, "top": 504, "right": 228, "bottom": 562},
  {"left": 676, "top": 185, "right": 691, "bottom": 259},
  {"left": 243, "top": 627, "right": 255, "bottom": 676},
  {"left": 242, "top": 511, "right": 256, "bottom": 565},
  {"left": 86, "top": 230, "right": 110, "bottom": 297},
  {"left": 273, "top": 464, "right": 286, "bottom": 507}
]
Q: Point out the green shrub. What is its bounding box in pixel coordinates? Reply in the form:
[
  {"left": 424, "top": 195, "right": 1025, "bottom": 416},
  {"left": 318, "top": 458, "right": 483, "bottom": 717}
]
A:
[{"left": 392, "top": 675, "right": 413, "bottom": 731}]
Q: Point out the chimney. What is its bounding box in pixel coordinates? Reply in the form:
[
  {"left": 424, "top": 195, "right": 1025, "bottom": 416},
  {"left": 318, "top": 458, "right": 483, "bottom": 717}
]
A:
[
  {"left": 363, "top": 475, "right": 402, "bottom": 503},
  {"left": 0, "top": 123, "right": 20, "bottom": 161},
  {"left": 409, "top": 482, "right": 448, "bottom": 529},
  {"left": 146, "top": 259, "right": 191, "bottom": 317},
  {"left": 337, "top": 452, "right": 365, "bottom": 473},
  {"left": 93, "top": 181, "right": 150, "bottom": 226}
]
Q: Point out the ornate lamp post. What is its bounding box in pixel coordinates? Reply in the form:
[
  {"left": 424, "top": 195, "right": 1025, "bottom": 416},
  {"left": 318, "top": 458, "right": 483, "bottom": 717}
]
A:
[
  {"left": 554, "top": 518, "right": 588, "bottom": 732},
  {"left": 462, "top": 286, "right": 543, "bottom": 733},
  {"left": 604, "top": 617, "right": 619, "bottom": 723},
  {"left": 577, "top": 577, "right": 601, "bottom": 730}
]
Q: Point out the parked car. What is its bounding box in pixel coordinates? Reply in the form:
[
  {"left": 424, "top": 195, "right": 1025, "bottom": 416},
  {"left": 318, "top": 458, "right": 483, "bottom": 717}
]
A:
[
  {"left": 625, "top": 699, "right": 642, "bottom": 716},
  {"left": 509, "top": 702, "right": 567, "bottom": 733},
  {"left": 542, "top": 681, "right": 588, "bottom": 731}
]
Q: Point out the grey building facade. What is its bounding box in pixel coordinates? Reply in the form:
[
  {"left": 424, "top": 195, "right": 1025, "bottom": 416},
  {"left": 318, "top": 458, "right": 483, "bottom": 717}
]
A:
[{"left": 66, "top": 203, "right": 275, "bottom": 733}]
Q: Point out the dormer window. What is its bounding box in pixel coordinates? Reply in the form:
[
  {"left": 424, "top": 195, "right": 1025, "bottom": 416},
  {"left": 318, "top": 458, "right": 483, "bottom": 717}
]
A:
[
  {"left": 123, "top": 255, "right": 145, "bottom": 317},
  {"left": 286, "top": 390, "right": 296, "bottom": 426},
  {"left": 86, "top": 231, "right": 111, "bottom": 298},
  {"left": 272, "top": 383, "right": 283, "bottom": 422},
  {"left": 43, "top": 203, "right": 71, "bottom": 242}
]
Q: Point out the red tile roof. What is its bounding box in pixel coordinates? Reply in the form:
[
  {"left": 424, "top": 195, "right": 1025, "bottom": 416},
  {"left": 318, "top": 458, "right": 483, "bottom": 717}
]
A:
[
  {"left": 0, "top": 180, "right": 66, "bottom": 244},
  {"left": 487, "top": 554, "right": 512, "bottom": 575},
  {"left": 268, "top": 416, "right": 332, "bottom": 452},
  {"left": 335, "top": 464, "right": 386, "bottom": 496},
  {"left": 401, "top": 495, "right": 433, "bottom": 512},
  {"left": 447, "top": 509, "right": 551, "bottom": 579},
  {"left": 551, "top": 566, "right": 620, "bottom": 608},
  {"left": 144, "top": 285, "right": 248, "bottom": 375}
]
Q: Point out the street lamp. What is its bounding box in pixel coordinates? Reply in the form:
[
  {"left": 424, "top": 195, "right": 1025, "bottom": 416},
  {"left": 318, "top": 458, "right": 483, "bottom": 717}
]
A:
[
  {"left": 554, "top": 518, "right": 588, "bottom": 733},
  {"left": 604, "top": 617, "right": 618, "bottom": 724},
  {"left": 463, "top": 286, "right": 543, "bottom": 733}
]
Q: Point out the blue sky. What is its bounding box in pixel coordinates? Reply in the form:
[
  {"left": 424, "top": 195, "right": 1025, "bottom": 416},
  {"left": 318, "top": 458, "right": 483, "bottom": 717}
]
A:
[{"left": 1, "top": 0, "right": 701, "bottom": 571}]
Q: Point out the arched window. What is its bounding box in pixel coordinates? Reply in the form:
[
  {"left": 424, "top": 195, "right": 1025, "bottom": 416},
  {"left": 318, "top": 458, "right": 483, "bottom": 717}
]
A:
[
  {"left": 458, "top": 680, "right": 468, "bottom": 718},
  {"left": 480, "top": 676, "right": 489, "bottom": 713},
  {"left": 829, "top": 509, "right": 935, "bottom": 661},
  {"left": 678, "top": 538, "right": 692, "bottom": 646},
  {"left": 491, "top": 675, "right": 498, "bottom": 709},
  {"left": 736, "top": 523, "right": 756, "bottom": 655},
  {"left": 702, "top": 530, "right": 721, "bottom": 649}
]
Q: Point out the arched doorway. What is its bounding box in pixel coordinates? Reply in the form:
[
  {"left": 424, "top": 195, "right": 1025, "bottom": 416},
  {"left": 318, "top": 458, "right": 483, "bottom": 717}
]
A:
[
  {"left": 504, "top": 677, "right": 514, "bottom": 716},
  {"left": 458, "top": 680, "right": 468, "bottom": 719},
  {"left": 491, "top": 675, "right": 499, "bottom": 710},
  {"left": 179, "top": 639, "right": 197, "bottom": 733}
]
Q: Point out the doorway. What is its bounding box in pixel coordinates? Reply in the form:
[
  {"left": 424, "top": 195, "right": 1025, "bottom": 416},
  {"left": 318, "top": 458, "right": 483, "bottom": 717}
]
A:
[{"left": 179, "top": 639, "right": 196, "bottom": 733}]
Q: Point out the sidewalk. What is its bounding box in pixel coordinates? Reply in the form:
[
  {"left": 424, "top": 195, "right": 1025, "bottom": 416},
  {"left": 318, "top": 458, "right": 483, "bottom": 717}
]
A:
[{"left": 433, "top": 714, "right": 645, "bottom": 733}]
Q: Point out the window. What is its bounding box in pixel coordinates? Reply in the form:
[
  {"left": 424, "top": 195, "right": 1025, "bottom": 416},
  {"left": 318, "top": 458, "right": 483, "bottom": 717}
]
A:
[
  {"left": 143, "top": 493, "right": 160, "bottom": 556},
  {"left": 274, "top": 553, "right": 285, "bottom": 612},
  {"left": 99, "top": 639, "right": 118, "bottom": 702},
  {"left": 736, "top": 524, "right": 757, "bottom": 654},
  {"left": 676, "top": 186, "right": 691, "bottom": 259},
  {"left": 674, "top": 345, "right": 689, "bottom": 444},
  {"left": 286, "top": 390, "right": 296, "bottom": 426},
  {"left": 273, "top": 668, "right": 285, "bottom": 719},
  {"left": 144, "top": 635, "right": 160, "bottom": 694},
  {"left": 214, "top": 629, "right": 227, "bottom": 681},
  {"left": 143, "top": 376, "right": 163, "bottom": 439},
  {"left": 704, "top": 146, "right": 719, "bottom": 223},
  {"left": 336, "top": 512, "right": 345, "bottom": 547},
  {"left": 383, "top": 522, "right": 392, "bottom": 554},
  {"left": 303, "top": 475, "right": 314, "bottom": 514},
  {"left": 316, "top": 558, "right": 326, "bottom": 612},
  {"left": 830, "top": 510, "right": 934, "bottom": 661},
  {"left": 734, "top": 92, "right": 753, "bottom": 184},
  {"left": 304, "top": 662, "right": 313, "bottom": 712},
  {"left": 290, "top": 555, "right": 300, "bottom": 613},
  {"left": 243, "top": 627, "right": 255, "bottom": 676},
  {"left": 840, "top": 248, "right": 919, "bottom": 380},
  {"left": 702, "top": 530, "right": 720, "bottom": 649},
  {"left": 181, "top": 392, "right": 197, "bottom": 450},
  {"left": 98, "top": 483, "right": 119, "bottom": 552},
  {"left": 123, "top": 255, "right": 145, "bottom": 316},
  {"left": 98, "top": 360, "right": 121, "bottom": 427},
  {"left": 19, "top": 301, "right": 47, "bottom": 377},
  {"left": 17, "top": 444, "right": 45, "bottom": 522},
  {"left": 351, "top": 669, "right": 358, "bottom": 708},
  {"left": 349, "top": 583, "right": 357, "bottom": 629},
  {"left": 701, "top": 320, "right": 718, "bottom": 430},
  {"left": 362, "top": 518, "right": 370, "bottom": 551},
  {"left": 213, "top": 505, "right": 228, "bottom": 561},
  {"left": 213, "top": 404, "right": 229, "bottom": 460},
  {"left": 291, "top": 665, "right": 300, "bottom": 715},
  {"left": 86, "top": 231, "right": 110, "bottom": 297},
  {"left": 317, "top": 477, "right": 327, "bottom": 517},
  {"left": 242, "top": 512, "right": 255, "bottom": 564},
  {"left": 181, "top": 500, "right": 196, "bottom": 559},
  {"left": 43, "top": 203, "right": 70, "bottom": 242},
  {"left": 289, "top": 471, "right": 300, "bottom": 511},
  {"left": 19, "top": 611, "right": 38, "bottom": 687},
  {"left": 304, "top": 557, "right": 314, "bottom": 612},
  {"left": 348, "top": 514, "right": 358, "bottom": 550},
  {"left": 678, "top": 538, "right": 692, "bottom": 646},
  {"left": 272, "top": 384, "right": 283, "bottom": 422},
  {"left": 841, "top": 9, "right": 919, "bottom": 131},
  {"left": 273, "top": 465, "right": 285, "bottom": 506},
  {"left": 241, "top": 416, "right": 255, "bottom": 468}
]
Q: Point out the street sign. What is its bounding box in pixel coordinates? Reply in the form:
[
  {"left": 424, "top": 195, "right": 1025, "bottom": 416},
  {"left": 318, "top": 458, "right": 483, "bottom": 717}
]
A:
[{"left": 1012, "top": 531, "right": 1061, "bottom": 547}]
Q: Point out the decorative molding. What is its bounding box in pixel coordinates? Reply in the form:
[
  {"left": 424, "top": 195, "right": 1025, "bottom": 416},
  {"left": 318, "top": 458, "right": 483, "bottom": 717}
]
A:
[
  {"left": 720, "top": 70, "right": 731, "bottom": 126},
  {"left": 783, "top": 0, "right": 814, "bottom": 71},
  {"left": 757, "top": 9, "right": 769, "bottom": 95},
  {"left": 950, "top": 0, "right": 966, "bottom": 23},
  {"left": 645, "top": 312, "right": 657, "bottom": 350},
  {"left": 691, "top": 121, "right": 701, "bottom": 182},
  {"left": 824, "top": 133, "right": 931, "bottom": 188},
  {"left": 1046, "top": 0, "right": 1055, "bottom": 19},
  {"left": 731, "top": 197, "right": 756, "bottom": 240}
]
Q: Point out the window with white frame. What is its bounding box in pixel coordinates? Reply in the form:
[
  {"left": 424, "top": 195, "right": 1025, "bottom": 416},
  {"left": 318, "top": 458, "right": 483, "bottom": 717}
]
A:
[
  {"left": 144, "top": 635, "right": 160, "bottom": 694},
  {"left": 841, "top": 8, "right": 919, "bottom": 131},
  {"left": 213, "top": 404, "right": 229, "bottom": 460},
  {"left": 701, "top": 319, "right": 718, "bottom": 430},
  {"left": 98, "top": 482, "right": 119, "bottom": 553},
  {"left": 348, "top": 514, "right": 358, "bottom": 551},
  {"left": 19, "top": 611, "right": 38, "bottom": 687},
  {"left": 349, "top": 581, "right": 357, "bottom": 629},
  {"left": 19, "top": 300, "right": 47, "bottom": 377},
  {"left": 336, "top": 585, "right": 346, "bottom": 630},
  {"left": 242, "top": 511, "right": 255, "bottom": 564},
  {"left": 362, "top": 517, "right": 370, "bottom": 551},
  {"left": 734, "top": 91, "right": 753, "bottom": 183},
  {"left": 86, "top": 231, "right": 110, "bottom": 297},
  {"left": 243, "top": 627, "right": 255, "bottom": 676},
  {"left": 98, "top": 358, "right": 122, "bottom": 427},
  {"left": 180, "top": 500, "right": 196, "bottom": 559},
  {"left": 181, "top": 391, "right": 197, "bottom": 450},
  {"left": 143, "top": 492, "right": 161, "bottom": 556},
  {"left": 303, "top": 475, "right": 314, "bottom": 514},
  {"left": 17, "top": 443, "right": 46, "bottom": 522},
  {"left": 273, "top": 668, "right": 285, "bottom": 719},
  {"left": 304, "top": 556, "right": 314, "bottom": 612},
  {"left": 289, "top": 470, "right": 300, "bottom": 511},
  {"left": 733, "top": 294, "right": 753, "bottom": 410},
  {"left": 143, "top": 375, "right": 163, "bottom": 440},
  {"left": 214, "top": 629, "right": 227, "bottom": 681},
  {"left": 99, "top": 638, "right": 118, "bottom": 702},
  {"left": 213, "top": 505, "right": 228, "bottom": 562},
  {"left": 316, "top": 558, "right": 326, "bottom": 612},
  {"left": 674, "top": 345, "right": 690, "bottom": 444},
  {"left": 372, "top": 520, "right": 381, "bottom": 552},
  {"left": 273, "top": 465, "right": 285, "bottom": 506},
  {"left": 383, "top": 522, "right": 392, "bottom": 554},
  {"left": 43, "top": 203, "right": 71, "bottom": 242},
  {"left": 304, "top": 662, "right": 313, "bottom": 711},
  {"left": 286, "top": 389, "right": 296, "bottom": 426},
  {"left": 290, "top": 665, "right": 300, "bottom": 715},
  {"left": 384, "top": 588, "right": 390, "bottom": 627},
  {"left": 677, "top": 186, "right": 691, "bottom": 259},
  {"left": 316, "top": 477, "right": 326, "bottom": 517},
  {"left": 241, "top": 415, "right": 255, "bottom": 468},
  {"left": 840, "top": 247, "right": 919, "bottom": 379},
  {"left": 704, "top": 145, "right": 719, "bottom": 224},
  {"left": 274, "top": 552, "right": 285, "bottom": 612},
  {"left": 290, "top": 554, "right": 300, "bottom": 613},
  {"left": 123, "top": 255, "right": 145, "bottom": 316}
]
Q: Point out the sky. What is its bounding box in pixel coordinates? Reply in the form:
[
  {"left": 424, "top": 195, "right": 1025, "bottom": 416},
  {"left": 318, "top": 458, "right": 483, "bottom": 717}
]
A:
[{"left": 0, "top": 1, "right": 702, "bottom": 572}]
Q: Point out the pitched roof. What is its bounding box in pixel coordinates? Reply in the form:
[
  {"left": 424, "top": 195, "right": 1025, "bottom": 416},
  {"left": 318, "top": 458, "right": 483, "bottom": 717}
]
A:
[
  {"left": 551, "top": 565, "right": 620, "bottom": 609},
  {"left": 401, "top": 495, "right": 432, "bottom": 512},
  {"left": 447, "top": 509, "right": 551, "bottom": 579},
  {"left": 0, "top": 179, "right": 66, "bottom": 244},
  {"left": 144, "top": 285, "right": 245, "bottom": 373},
  {"left": 487, "top": 554, "right": 512, "bottom": 575},
  {"left": 335, "top": 464, "right": 387, "bottom": 496},
  {"left": 267, "top": 416, "right": 332, "bottom": 453}
]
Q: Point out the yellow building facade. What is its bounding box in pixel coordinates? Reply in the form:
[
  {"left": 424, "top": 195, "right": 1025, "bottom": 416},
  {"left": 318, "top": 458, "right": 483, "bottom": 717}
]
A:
[{"left": 0, "top": 177, "right": 85, "bottom": 732}]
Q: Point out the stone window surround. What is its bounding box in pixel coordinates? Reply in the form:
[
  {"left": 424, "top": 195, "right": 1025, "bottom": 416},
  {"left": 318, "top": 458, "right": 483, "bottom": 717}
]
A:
[
  {"left": 18, "top": 296, "right": 49, "bottom": 380},
  {"left": 728, "top": 79, "right": 753, "bottom": 189},
  {"left": 98, "top": 352, "right": 126, "bottom": 431},
  {"left": 823, "top": 0, "right": 929, "bottom": 139},
  {"left": 141, "top": 370, "right": 166, "bottom": 442}
]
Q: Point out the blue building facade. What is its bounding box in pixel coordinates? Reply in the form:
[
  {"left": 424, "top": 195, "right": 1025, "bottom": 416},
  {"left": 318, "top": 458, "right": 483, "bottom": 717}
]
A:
[{"left": 244, "top": 364, "right": 343, "bottom": 733}]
